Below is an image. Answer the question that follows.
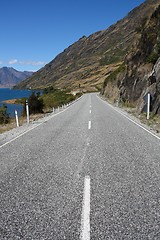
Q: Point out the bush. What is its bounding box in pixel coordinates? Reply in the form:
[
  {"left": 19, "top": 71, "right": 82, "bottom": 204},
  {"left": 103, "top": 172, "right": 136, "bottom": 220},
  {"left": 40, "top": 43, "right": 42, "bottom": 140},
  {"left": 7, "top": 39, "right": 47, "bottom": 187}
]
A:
[
  {"left": 0, "top": 105, "right": 10, "bottom": 124},
  {"left": 41, "top": 89, "right": 77, "bottom": 110},
  {"left": 23, "top": 92, "right": 44, "bottom": 115},
  {"left": 43, "top": 86, "right": 56, "bottom": 94}
]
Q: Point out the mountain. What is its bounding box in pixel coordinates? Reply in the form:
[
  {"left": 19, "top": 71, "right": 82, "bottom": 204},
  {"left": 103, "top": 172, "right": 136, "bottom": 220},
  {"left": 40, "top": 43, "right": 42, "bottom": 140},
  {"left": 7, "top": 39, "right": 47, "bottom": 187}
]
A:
[
  {"left": 0, "top": 67, "right": 33, "bottom": 88},
  {"left": 15, "top": 0, "right": 160, "bottom": 114},
  {"left": 16, "top": 0, "right": 160, "bottom": 91}
]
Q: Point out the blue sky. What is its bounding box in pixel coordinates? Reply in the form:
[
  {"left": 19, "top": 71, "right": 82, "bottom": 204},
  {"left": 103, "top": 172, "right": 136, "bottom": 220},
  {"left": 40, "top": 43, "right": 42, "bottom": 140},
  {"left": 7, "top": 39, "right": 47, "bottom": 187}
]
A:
[{"left": 0, "top": 0, "right": 145, "bottom": 72}]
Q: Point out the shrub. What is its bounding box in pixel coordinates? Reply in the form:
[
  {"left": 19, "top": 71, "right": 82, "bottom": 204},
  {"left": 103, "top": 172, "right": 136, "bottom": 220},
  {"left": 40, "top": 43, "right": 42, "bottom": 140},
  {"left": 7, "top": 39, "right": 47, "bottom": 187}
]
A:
[
  {"left": 0, "top": 105, "right": 10, "bottom": 124},
  {"left": 23, "top": 92, "right": 44, "bottom": 115},
  {"left": 41, "top": 89, "right": 77, "bottom": 110},
  {"left": 43, "top": 86, "right": 56, "bottom": 94}
]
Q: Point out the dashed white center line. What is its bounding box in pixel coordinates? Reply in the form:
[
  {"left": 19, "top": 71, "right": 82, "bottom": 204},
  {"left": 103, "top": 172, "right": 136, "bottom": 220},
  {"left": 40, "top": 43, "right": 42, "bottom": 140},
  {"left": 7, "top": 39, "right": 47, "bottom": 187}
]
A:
[
  {"left": 80, "top": 176, "right": 90, "bottom": 240},
  {"left": 89, "top": 110, "right": 91, "bottom": 114},
  {"left": 88, "top": 121, "right": 91, "bottom": 130}
]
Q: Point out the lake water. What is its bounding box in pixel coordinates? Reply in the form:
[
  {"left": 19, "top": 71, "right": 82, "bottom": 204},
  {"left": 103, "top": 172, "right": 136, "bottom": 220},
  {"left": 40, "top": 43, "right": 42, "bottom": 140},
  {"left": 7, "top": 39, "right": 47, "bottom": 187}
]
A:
[{"left": 0, "top": 88, "right": 35, "bottom": 117}]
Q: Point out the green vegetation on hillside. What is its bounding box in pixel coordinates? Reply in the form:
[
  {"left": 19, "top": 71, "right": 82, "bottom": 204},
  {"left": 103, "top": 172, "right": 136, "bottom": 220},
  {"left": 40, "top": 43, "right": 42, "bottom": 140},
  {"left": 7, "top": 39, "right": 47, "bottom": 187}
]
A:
[
  {"left": 41, "top": 87, "right": 81, "bottom": 111},
  {"left": 21, "top": 87, "right": 82, "bottom": 115},
  {"left": 103, "top": 63, "right": 126, "bottom": 87},
  {"left": 100, "top": 49, "right": 126, "bottom": 66},
  {"left": 137, "top": 5, "right": 160, "bottom": 64}
]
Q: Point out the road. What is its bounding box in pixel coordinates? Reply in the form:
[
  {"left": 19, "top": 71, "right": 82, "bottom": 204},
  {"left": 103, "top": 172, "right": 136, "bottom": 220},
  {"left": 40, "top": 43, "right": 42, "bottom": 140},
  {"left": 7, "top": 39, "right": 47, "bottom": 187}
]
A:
[{"left": 0, "top": 93, "right": 160, "bottom": 239}]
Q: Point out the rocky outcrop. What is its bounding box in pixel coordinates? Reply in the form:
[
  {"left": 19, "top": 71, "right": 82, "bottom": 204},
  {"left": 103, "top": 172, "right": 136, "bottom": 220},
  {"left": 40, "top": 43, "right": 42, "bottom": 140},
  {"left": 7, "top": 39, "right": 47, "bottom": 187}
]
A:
[
  {"left": 103, "top": 2, "right": 160, "bottom": 114},
  {"left": 137, "top": 58, "right": 160, "bottom": 114}
]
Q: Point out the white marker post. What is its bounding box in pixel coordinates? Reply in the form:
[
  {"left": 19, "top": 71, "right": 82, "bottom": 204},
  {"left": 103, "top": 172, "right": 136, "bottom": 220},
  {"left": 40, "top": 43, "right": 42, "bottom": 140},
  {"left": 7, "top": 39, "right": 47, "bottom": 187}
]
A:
[
  {"left": 15, "top": 110, "right": 19, "bottom": 127},
  {"left": 147, "top": 93, "right": 151, "bottom": 120},
  {"left": 26, "top": 100, "right": 30, "bottom": 124}
]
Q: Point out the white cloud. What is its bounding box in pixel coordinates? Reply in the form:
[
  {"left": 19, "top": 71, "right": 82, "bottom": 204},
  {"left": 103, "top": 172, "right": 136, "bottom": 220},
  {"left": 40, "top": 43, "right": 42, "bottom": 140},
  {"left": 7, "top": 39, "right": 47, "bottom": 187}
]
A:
[
  {"left": 7, "top": 59, "right": 46, "bottom": 67},
  {"left": 19, "top": 60, "right": 46, "bottom": 66},
  {"left": 8, "top": 59, "right": 18, "bottom": 64},
  {"left": 32, "top": 61, "right": 46, "bottom": 66}
]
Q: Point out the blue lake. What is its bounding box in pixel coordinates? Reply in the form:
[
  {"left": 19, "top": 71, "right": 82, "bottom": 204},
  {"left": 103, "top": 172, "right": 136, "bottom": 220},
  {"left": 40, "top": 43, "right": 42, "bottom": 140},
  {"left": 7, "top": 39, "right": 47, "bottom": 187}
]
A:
[{"left": 0, "top": 88, "right": 36, "bottom": 117}]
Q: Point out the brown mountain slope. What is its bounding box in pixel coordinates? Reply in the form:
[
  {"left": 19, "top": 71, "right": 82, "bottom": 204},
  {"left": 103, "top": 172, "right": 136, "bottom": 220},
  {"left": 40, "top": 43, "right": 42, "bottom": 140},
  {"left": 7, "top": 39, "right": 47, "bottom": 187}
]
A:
[{"left": 16, "top": 0, "right": 160, "bottom": 92}]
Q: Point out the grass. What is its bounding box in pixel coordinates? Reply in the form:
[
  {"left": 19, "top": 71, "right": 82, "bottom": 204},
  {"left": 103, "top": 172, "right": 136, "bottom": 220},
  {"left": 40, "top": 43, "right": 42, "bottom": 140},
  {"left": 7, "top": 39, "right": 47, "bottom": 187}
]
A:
[
  {"left": 139, "top": 112, "right": 160, "bottom": 126},
  {"left": 121, "top": 101, "right": 136, "bottom": 109},
  {"left": 41, "top": 89, "right": 80, "bottom": 111},
  {"left": 123, "top": 106, "right": 160, "bottom": 134},
  {"left": 0, "top": 113, "right": 44, "bottom": 134},
  {"left": 100, "top": 49, "right": 126, "bottom": 66},
  {"left": 15, "top": 98, "right": 27, "bottom": 105}
]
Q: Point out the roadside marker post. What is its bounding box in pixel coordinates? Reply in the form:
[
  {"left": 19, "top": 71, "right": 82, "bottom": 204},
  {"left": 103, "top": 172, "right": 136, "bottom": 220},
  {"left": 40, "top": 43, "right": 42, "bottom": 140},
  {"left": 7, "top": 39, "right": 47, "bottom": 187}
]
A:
[
  {"left": 15, "top": 110, "right": 19, "bottom": 127},
  {"left": 147, "top": 93, "right": 150, "bottom": 120},
  {"left": 26, "top": 100, "right": 30, "bottom": 124}
]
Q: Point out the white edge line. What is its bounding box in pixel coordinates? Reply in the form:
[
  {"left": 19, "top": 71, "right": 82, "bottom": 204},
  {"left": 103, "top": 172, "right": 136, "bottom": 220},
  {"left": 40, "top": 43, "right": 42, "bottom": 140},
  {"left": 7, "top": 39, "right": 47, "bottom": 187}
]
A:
[
  {"left": 0, "top": 123, "right": 43, "bottom": 149},
  {"left": 98, "top": 95, "right": 160, "bottom": 141},
  {"left": 0, "top": 97, "right": 82, "bottom": 149},
  {"left": 80, "top": 175, "right": 90, "bottom": 240}
]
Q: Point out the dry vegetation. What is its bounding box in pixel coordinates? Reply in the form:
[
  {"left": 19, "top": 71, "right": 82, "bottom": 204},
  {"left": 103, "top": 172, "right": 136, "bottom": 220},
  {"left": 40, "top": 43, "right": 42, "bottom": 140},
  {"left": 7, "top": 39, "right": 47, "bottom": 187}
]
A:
[
  {"left": 100, "top": 94, "right": 160, "bottom": 135},
  {"left": 0, "top": 113, "right": 44, "bottom": 134},
  {"left": 120, "top": 105, "right": 160, "bottom": 134}
]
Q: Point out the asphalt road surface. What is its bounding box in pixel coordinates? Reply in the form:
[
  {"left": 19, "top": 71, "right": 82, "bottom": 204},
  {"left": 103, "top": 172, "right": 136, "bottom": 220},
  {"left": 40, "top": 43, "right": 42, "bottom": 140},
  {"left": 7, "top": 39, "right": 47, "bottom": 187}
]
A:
[{"left": 0, "top": 93, "right": 160, "bottom": 239}]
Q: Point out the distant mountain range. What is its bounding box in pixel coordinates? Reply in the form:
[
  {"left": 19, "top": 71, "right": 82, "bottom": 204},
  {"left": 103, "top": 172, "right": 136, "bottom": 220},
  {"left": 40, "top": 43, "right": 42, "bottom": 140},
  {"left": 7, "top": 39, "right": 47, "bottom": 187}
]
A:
[{"left": 0, "top": 67, "right": 33, "bottom": 88}]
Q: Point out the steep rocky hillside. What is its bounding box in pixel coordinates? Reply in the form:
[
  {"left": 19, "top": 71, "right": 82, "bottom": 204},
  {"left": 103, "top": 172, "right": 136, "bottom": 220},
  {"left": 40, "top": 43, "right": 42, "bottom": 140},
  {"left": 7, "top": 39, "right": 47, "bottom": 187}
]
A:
[
  {"left": 16, "top": 0, "right": 160, "bottom": 92},
  {"left": 0, "top": 67, "right": 33, "bottom": 88},
  {"left": 102, "top": 2, "right": 160, "bottom": 114}
]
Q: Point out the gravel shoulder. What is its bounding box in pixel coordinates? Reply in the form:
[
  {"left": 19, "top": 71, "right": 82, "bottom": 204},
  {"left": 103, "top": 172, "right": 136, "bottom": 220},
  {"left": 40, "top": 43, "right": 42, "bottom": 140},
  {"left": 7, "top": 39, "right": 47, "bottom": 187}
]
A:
[{"left": 99, "top": 94, "right": 160, "bottom": 139}]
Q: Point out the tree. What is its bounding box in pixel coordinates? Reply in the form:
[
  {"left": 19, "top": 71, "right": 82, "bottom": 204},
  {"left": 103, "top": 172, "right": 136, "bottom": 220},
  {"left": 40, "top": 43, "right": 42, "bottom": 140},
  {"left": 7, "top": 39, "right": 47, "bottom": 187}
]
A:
[
  {"left": 0, "top": 105, "right": 10, "bottom": 124},
  {"left": 24, "top": 92, "right": 44, "bottom": 115}
]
